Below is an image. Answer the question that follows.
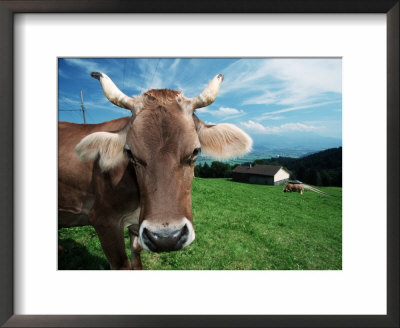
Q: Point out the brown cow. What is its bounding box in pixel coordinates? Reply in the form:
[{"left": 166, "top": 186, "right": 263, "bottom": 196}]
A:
[
  {"left": 283, "top": 183, "right": 304, "bottom": 194},
  {"left": 58, "top": 72, "right": 252, "bottom": 270}
]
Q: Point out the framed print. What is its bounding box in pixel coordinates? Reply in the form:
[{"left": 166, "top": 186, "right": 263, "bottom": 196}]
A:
[
  {"left": 56, "top": 57, "right": 343, "bottom": 272},
  {"left": 1, "top": 1, "right": 398, "bottom": 327}
]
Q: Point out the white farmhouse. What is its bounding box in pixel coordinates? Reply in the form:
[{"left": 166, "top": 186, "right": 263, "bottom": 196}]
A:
[{"left": 232, "top": 164, "right": 290, "bottom": 185}]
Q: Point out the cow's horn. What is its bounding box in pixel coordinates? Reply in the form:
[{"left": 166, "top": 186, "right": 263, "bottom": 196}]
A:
[
  {"left": 91, "top": 72, "right": 139, "bottom": 112},
  {"left": 191, "top": 74, "right": 224, "bottom": 110}
]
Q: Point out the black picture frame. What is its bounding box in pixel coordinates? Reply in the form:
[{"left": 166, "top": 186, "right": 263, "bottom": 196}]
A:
[{"left": 0, "top": 1, "right": 398, "bottom": 327}]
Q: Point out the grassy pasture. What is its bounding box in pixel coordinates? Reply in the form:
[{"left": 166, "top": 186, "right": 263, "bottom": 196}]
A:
[{"left": 58, "top": 178, "right": 342, "bottom": 270}]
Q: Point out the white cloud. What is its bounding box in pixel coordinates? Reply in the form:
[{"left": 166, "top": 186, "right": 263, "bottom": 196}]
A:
[
  {"left": 63, "top": 58, "right": 103, "bottom": 74},
  {"left": 217, "top": 107, "right": 243, "bottom": 115},
  {"left": 257, "top": 101, "right": 340, "bottom": 121},
  {"left": 58, "top": 69, "right": 70, "bottom": 80},
  {"left": 59, "top": 94, "right": 129, "bottom": 115},
  {"left": 265, "top": 59, "right": 341, "bottom": 102},
  {"left": 62, "top": 58, "right": 224, "bottom": 104},
  {"left": 221, "top": 58, "right": 341, "bottom": 107},
  {"left": 196, "top": 106, "right": 245, "bottom": 120},
  {"left": 84, "top": 99, "right": 130, "bottom": 115},
  {"left": 170, "top": 58, "right": 181, "bottom": 71},
  {"left": 132, "top": 58, "right": 190, "bottom": 93},
  {"left": 58, "top": 96, "right": 80, "bottom": 107},
  {"left": 259, "top": 115, "right": 285, "bottom": 121},
  {"left": 241, "top": 120, "right": 323, "bottom": 134}
]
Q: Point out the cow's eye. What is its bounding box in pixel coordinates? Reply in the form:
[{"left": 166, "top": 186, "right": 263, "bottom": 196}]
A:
[
  {"left": 124, "top": 147, "right": 146, "bottom": 167},
  {"left": 184, "top": 148, "right": 201, "bottom": 165},
  {"left": 124, "top": 147, "right": 133, "bottom": 159},
  {"left": 125, "top": 148, "right": 136, "bottom": 163},
  {"left": 192, "top": 148, "right": 201, "bottom": 157}
]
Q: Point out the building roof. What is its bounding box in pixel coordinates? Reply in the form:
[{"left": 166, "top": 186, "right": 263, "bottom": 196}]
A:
[{"left": 233, "top": 164, "right": 289, "bottom": 177}]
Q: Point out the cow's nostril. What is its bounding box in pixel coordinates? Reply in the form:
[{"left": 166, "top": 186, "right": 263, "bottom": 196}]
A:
[
  {"left": 142, "top": 228, "right": 158, "bottom": 251},
  {"left": 142, "top": 224, "right": 189, "bottom": 253}
]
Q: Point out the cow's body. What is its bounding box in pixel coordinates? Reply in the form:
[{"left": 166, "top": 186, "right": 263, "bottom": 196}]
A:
[
  {"left": 283, "top": 183, "right": 304, "bottom": 194},
  {"left": 59, "top": 117, "right": 141, "bottom": 269},
  {"left": 58, "top": 72, "right": 252, "bottom": 269},
  {"left": 59, "top": 117, "right": 134, "bottom": 227}
]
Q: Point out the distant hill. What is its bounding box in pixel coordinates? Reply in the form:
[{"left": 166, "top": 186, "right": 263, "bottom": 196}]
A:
[
  {"left": 251, "top": 132, "right": 342, "bottom": 153},
  {"left": 196, "top": 133, "right": 342, "bottom": 165},
  {"left": 252, "top": 147, "right": 342, "bottom": 187},
  {"left": 195, "top": 147, "right": 342, "bottom": 187}
]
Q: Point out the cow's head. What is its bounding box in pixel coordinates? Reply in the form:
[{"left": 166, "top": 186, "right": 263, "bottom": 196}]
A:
[{"left": 75, "top": 72, "right": 252, "bottom": 253}]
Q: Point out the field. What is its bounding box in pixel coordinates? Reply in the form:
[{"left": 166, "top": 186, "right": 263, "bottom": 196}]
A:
[{"left": 58, "top": 178, "right": 342, "bottom": 270}]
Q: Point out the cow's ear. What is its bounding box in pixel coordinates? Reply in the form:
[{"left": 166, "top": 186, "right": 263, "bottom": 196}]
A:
[
  {"left": 75, "top": 131, "right": 127, "bottom": 171},
  {"left": 193, "top": 115, "right": 252, "bottom": 159}
]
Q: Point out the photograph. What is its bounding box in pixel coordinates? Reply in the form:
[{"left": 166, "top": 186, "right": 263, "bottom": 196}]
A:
[
  {"left": 58, "top": 58, "right": 343, "bottom": 270},
  {"left": 1, "top": 0, "right": 397, "bottom": 325}
]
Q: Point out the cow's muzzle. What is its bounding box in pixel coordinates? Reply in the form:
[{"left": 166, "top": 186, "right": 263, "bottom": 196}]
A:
[{"left": 138, "top": 218, "right": 195, "bottom": 252}]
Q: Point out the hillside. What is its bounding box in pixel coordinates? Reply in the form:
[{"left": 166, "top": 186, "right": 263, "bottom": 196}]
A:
[
  {"left": 265, "top": 147, "right": 342, "bottom": 170},
  {"left": 254, "top": 147, "right": 342, "bottom": 186},
  {"left": 59, "top": 178, "right": 342, "bottom": 270},
  {"left": 195, "top": 147, "right": 342, "bottom": 187}
]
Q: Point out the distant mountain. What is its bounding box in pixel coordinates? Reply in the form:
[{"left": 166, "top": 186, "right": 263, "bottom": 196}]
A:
[
  {"left": 250, "top": 132, "right": 342, "bottom": 153},
  {"left": 197, "top": 132, "right": 342, "bottom": 166}
]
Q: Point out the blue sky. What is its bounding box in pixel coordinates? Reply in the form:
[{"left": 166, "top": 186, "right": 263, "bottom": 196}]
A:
[{"left": 58, "top": 58, "right": 342, "bottom": 140}]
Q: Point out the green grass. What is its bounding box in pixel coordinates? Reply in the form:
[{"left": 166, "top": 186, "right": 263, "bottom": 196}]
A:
[{"left": 58, "top": 178, "right": 342, "bottom": 270}]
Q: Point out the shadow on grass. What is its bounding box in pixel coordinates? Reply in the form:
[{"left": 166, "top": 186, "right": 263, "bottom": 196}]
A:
[{"left": 58, "top": 238, "right": 109, "bottom": 270}]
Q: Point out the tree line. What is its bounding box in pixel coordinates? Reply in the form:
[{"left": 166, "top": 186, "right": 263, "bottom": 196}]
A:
[
  {"left": 194, "top": 161, "right": 234, "bottom": 179},
  {"left": 194, "top": 147, "right": 342, "bottom": 187}
]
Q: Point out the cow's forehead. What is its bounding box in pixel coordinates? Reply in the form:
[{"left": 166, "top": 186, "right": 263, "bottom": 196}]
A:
[
  {"left": 133, "top": 98, "right": 193, "bottom": 126},
  {"left": 143, "top": 89, "right": 182, "bottom": 101},
  {"left": 127, "top": 99, "right": 198, "bottom": 150}
]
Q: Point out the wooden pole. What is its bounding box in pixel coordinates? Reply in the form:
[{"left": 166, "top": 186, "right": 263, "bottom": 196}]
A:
[{"left": 80, "top": 90, "right": 86, "bottom": 124}]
